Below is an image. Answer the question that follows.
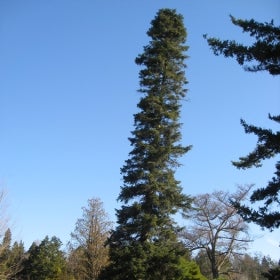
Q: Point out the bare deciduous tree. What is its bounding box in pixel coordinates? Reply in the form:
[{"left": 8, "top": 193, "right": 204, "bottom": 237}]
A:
[
  {"left": 182, "top": 185, "right": 253, "bottom": 279},
  {"left": 68, "top": 197, "right": 113, "bottom": 280}
]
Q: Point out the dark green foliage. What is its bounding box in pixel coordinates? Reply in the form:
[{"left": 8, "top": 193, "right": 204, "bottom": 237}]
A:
[
  {"left": 103, "top": 242, "right": 188, "bottom": 280},
  {"left": 231, "top": 116, "right": 280, "bottom": 230},
  {"left": 205, "top": 15, "right": 280, "bottom": 231},
  {"left": 263, "top": 265, "right": 280, "bottom": 280},
  {"left": 204, "top": 16, "right": 280, "bottom": 75},
  {"left": 21, "top": 236, "right": 66, "bottom": 280},
  {"left": 232, "top": 116, "right": 280, "bottom": 169},
  {"left": 101, "top": 9, "right": 192, "bottom": 279}
]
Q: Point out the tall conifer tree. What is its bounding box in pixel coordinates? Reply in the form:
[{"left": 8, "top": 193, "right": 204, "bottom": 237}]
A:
[{"left": 100, "top": 9, "right": 192, "bottom": 279}]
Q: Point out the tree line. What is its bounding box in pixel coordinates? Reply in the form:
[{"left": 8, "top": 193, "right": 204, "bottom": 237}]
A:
[
  {"left": 1, "top": 8, "right": 279, "bottom": 280},
  {"left": 0, "top": 196, "right": 278, "bottom": 279}
]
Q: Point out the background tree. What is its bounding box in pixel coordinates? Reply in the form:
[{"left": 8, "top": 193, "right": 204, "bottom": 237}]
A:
[
  {"left": 0, "top": 229, "right": 25, "bottom": 279},
  {"left": 5, "top": 240, "right": 25, "bottom": 280},
  {"left": 101, "top": 9, "right": 192, "bottom": 279},
  {"left": 68, "top": 197, "right": 112, "bottom": 280},
  {"left": 205, "top": 16, "right": 280, "bottom": 231},
  {"left": 182, "top": 186, "right": 252, "bottom": 279},
  {"left": 263, "top": 266, "right": 280, "bottom": 280},
  {"left": 177, "top": 257, "right": 207, "bottom": 280},
  {"left": 0, "top": 190, "right": 9, "bottom": 254},
  {"left": 0, "top": 229, "right": 12, "bottom": 278},
  {"left": 21, "top": 236, "right": 66, "bottom": 280},
  {"left": 233, "top": 253, "right": 278, "bottom": 280},
  {"left": 67, "top": 247, "right": 85, "bottom": 280},
  {"left": 194, "top": 251, "right": 277, "bottom": 280},
  {"left": 194, "top": 250, "right": 213, "bottom": 279}
]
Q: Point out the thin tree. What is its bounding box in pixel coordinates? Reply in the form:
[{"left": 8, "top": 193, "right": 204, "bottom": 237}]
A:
[
  {"left": 0, "top": 190, "right": 9, "bottom": 250},
  {"left": 182, "top": 186, "right": 253, "bottom": 279},
  {"left": 0, "top": 229, "right": 12, "bottom": 278},
  {"left": 101, "top": 9, "right": 192, "bottom": 280},
  {"left": 205, "top": 16, "right": 280, "bottom": 230},
  {"left": 68, "top": 197, "right": 112, "bottom": 280}
]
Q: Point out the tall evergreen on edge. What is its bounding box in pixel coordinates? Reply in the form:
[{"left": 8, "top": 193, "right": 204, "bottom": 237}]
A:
[
  {"left": 100, "top": 9, "right": 192, "bottom": 280},
  {"left": 205, "top": 16, "right": 280, "bottom": 230}
]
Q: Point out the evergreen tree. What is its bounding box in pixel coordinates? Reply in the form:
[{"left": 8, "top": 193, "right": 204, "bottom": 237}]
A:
[
  {"left": 263, "top": 265, "right": 280, "bottom": 280},
  {"left": 21, "top": 236, "right": 66, "bottom": 280},
  {"left": 0, "top": 229, "right": 25, "bottom": 279},
  {"left": 204, "top": 16, "right": 280, "bottom": 75},
  {"left": 205, "top": 16, "right": 280, "bottom": 230},
  {"left": 231, "top": 116, "right": 280, "bottom": 229},
  {"left": 0, "top": 229, "right": 12, "bottom": 277},
  {"left": 100, "top": 9, "right": 192, "bottom": 279},
  {"left": 178, "top": 258, "right": 207, "bottom": 280},
  {"left": 6, "top": 241, "right": 25, "bottom": 279}
]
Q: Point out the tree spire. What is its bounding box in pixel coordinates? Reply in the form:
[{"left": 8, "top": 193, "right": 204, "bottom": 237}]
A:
[{"left": 100, "top": 9, "right": 192, "bottom": 279}]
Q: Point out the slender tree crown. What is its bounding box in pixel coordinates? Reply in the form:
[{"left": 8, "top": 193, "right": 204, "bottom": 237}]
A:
[
  {"left": 117, "top": 8, "right": 191, "bottom": 244},
  {"left": 69, "top": 198, "right": 112, "bottom": 280},
  {"left": 101, "top": 9, "right": 192, "bottom": 279}
]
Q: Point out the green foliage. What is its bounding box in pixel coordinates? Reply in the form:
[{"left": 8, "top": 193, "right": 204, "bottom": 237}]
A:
[
  {"left": 231, "top": 116, "right": 280, "bottom": 230},
  {"left": 6, "top": 241, "right": 25, "bottom": 279},
  {"left": 204, "top": 15, "right": 280, "bottom": 75},
  {"left": 205, "top": 15, "right": 280, "bottom": 231},
  {"left": 194, "top": 250, "right": 212, "bottom": 279},
  {"left": 263, "top": 265, "right": 280, "bottom": 280},
  {"left": 0, "top": 229, "right": 12, "bottom": 277},
  {"left": 178, "top": 258, "right": 207, "bottom": 280},
  {"left": 0, "top": 229, "right": 25, "bottom": 279},
  {"left": 101, "top": 242, "right": 202, "bottom": 280},
  {"left": 21, "top": 236, "right": 66, "bottom": 280},
  {"left": 232, "top": 116, "right": 280, "bottom": 169},
  {"left": 102, "top": 8, "right": 192, "bottom": 279}
]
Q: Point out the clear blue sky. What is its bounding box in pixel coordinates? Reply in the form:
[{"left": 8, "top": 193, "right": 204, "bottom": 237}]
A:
[{"left": 0, "top": 0, "right": 279, "bottom": 259}]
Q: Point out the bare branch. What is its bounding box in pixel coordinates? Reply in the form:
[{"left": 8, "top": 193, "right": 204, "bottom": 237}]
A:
[{"left": 181, "top": 185, "right": 253, "bottom": 279}]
